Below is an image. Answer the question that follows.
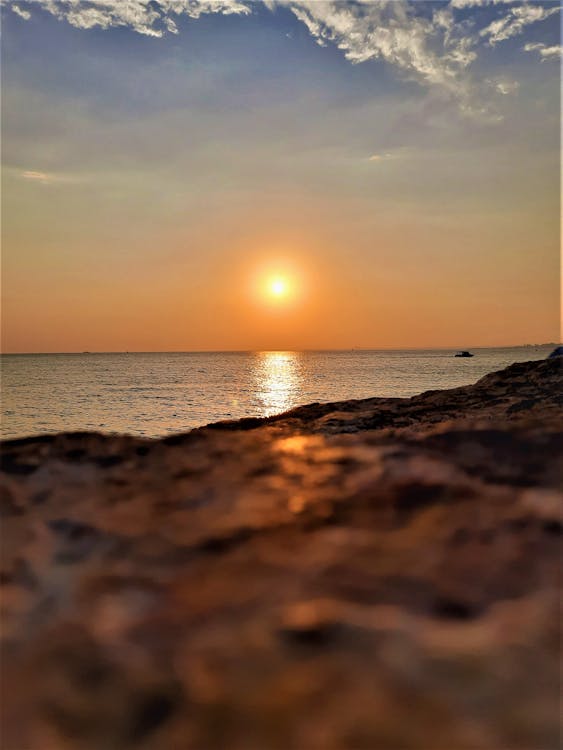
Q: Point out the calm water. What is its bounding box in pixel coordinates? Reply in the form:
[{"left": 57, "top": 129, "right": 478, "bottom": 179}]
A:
[{"left": 0, "top": 347, "right": 553, "bottom": 440}]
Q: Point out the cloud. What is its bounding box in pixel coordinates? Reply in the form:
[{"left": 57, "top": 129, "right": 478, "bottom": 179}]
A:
[
  {"left": 21, "top": 170, "right": 50, "bottom": 182},
  {"left": 368, "top": 149, "right": 411, "bottom": 163},
  {"left": 282, "top": 2, "right": 477, "bottom": 94},
  {"left": 19, "top": 169, "right": 83, "bottom": 185},
  {"left": 11, "top": 2, "right": 30, "bottom": 19},
  {"left": 2, "top": 0, "right": 560, "bottom": 115},
  {"left": 487, "top": 77, "right": 520, "bottom": 95},
  {"left": 524, "top": 42, "right": 562, "bottom": 60},
  {"left": 480, "top": 3, "right": 560, "bottom": 46},
  {"left": 5, "top": 0, "right": 252, "bottom": 37},
  {"left": 450, "top": 0, "right": 515, "bottom": 8}
]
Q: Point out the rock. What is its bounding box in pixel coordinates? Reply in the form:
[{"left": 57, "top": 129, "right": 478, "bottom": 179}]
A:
[
  {"left": 548, "top": 345, "right": 563, "bottom": 358},
  {"left": 0, "top": 358, "right": 561, "bottom": 750}
]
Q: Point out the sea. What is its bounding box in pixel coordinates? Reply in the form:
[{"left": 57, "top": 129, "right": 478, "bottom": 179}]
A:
[{"left": 0, "top": 346, "right": 555, "bottom": 441}]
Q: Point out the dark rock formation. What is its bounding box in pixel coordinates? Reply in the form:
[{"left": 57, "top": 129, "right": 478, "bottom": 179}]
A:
[{"left": 1, "top": 358, "right": 561, "bottom": 750}]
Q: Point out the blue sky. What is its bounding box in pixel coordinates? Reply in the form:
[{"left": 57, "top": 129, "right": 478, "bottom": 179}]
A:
[{"left": 1, "top": 1, "right": 561, "bottom": 351}]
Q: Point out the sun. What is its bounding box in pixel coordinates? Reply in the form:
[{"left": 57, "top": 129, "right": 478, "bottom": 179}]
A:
[
  {"left": 252, "top": 265, "right": 301, "bottom": 307},
  {"left": 269, "top": 277, "right": 288, "bottom": 298}
]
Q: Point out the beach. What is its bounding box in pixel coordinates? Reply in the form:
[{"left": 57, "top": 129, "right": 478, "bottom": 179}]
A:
[{"left": 1, "top": 356, "right": 561, "bottom": 749}]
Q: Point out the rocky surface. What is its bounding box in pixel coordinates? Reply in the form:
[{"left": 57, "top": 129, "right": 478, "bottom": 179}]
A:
[{"left": 1, "top": 357, "right": 561, "bottom": 750}]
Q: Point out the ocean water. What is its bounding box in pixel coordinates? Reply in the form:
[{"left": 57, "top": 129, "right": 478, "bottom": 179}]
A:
[{"left": 0, "top": 347, "right": 554, "bottom": 440}]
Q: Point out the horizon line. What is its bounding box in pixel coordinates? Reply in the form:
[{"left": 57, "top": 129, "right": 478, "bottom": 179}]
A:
[{"left": 1, "top": 343, "right": 559, "bottom": 356}]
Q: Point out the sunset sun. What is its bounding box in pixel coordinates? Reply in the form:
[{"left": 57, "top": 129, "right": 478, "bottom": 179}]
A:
[
  {"left": 253, "top": 265, "right": 301, "bottom": 307},
  {"left": 269, "top": 277, "right": 288, "bottom": 298}
]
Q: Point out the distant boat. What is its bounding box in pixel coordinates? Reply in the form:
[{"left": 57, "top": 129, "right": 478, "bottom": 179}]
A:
[{"left": 455, "top": 351, "right": 474, "bottom": 358}]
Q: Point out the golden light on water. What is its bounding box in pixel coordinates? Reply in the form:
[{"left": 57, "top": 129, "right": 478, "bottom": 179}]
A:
[{"left": 255, "top": 351, "right": 301, "bottom": 415}]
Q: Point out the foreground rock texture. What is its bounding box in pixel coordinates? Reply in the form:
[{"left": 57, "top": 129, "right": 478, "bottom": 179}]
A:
[{"left": 1, "top": 358, "right": 561, "bottom": 750}]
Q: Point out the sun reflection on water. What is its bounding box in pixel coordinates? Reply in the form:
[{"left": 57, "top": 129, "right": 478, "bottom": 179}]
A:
[{"left": 254, "top": 351, "right": 302, "bottom": 416}]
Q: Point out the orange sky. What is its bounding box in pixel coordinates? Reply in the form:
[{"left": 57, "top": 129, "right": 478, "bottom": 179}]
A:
[
  {"left": 3, "top": 212, "right": 559, "bottom": 351},
  {"left": 1, "top": 2, "right": 560, "bottom": 352}
]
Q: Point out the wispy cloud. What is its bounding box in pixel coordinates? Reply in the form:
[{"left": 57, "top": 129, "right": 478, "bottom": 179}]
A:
[
  {"left": 4, "top": 0, "right": 252, "bottom": 36},
  {"left": 11, "top": 2, "right": 30, "bottom": 19},
  {"left": 487, "top": 77, "right": 520, "bottom": 95},
  {"left": 3, "top": 0, "right": 560, "bottom": 116},
  {"left": 524, "top": 42, "right": 562, "bottom": 60},
  {"left": 368, "top": 149, "right": 411, "bottom": 163},
  {"left": 21, "top": 170, "right": 51, "bottom": 183},
  {"left": 19, "top": 169, "right": 83, "bottom": 185},
  {"left": 451, "top": 0, "right": 518, "bottom": 8},
  {"left": 282, "top": 1, "right": 477, "bottom": 96},
  {"left": 480, "top": 3, "right": 560, "bottom": 46}
]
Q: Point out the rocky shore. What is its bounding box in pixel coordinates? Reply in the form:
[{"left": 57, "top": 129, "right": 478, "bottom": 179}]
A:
[{"left": 1, "top": 357, "right": 561, "bottom": 750}]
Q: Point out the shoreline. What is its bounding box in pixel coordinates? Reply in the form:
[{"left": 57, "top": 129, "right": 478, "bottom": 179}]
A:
[
  {"left": 1, "top": 357, "right": 561, "bottom": 749},
  {"left": 1, "top": 354, "right": 558, "bottom": 446},
  {"left": 2, "top": 347, "right": 557, "bottom": 443}
]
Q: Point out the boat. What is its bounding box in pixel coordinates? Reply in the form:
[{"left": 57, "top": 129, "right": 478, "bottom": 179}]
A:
[{"left": 455, "top": 351, "right": 474, "bottom": 358}]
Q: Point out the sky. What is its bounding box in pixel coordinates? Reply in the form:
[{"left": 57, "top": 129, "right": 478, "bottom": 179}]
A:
[{"left": 1, "top": 0, "right": 561, "bottom": 352}]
